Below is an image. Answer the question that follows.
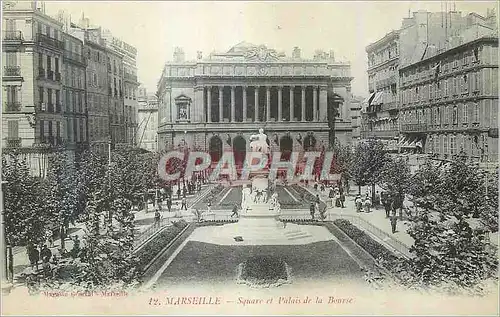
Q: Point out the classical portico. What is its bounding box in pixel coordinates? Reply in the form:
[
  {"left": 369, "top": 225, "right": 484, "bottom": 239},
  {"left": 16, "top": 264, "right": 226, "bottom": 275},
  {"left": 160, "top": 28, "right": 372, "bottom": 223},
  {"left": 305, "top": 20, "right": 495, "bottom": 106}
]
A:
[{"left": 157, "top": 42, "right": 354, "bottom": 159}]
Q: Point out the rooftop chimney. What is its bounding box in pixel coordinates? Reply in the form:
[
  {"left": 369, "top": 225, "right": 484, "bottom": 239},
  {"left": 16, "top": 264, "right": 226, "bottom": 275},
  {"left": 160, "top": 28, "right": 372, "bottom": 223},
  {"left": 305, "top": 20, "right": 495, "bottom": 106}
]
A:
[{"left": 173, "top": 47, "right": 185, "bottom": 63}]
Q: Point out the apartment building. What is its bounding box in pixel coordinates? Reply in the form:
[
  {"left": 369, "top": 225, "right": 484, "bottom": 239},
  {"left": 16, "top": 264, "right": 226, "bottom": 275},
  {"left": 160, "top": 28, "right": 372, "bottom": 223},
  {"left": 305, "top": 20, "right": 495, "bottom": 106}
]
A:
[
  {"left": 62, "top": 31, "right": 87, "bottom": 150},
  {"left": 106, "top": 48, "right": 125, "bottom": 146},
  {"left": 399, "top": 35, "right": 498, "bottom": 166},
  {"left": 2, "top": 1, "right": 72, "bottom": 176},
  {"left": 102, "top": 30, "right": 139, "bottom": 146},
  {"left": 363, "top": 30, "right": 400, "bottom": 152}
]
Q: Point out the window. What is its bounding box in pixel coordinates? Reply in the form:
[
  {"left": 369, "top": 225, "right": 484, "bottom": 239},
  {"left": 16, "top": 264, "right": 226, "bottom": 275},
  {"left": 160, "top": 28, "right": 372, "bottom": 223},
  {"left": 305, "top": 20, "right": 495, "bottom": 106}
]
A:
[
  {"left": 435, "top": 135, "right": 440, "bottom": 154},
  {"left": 474, "top": 71, "right": 480, "bottom": 91},
  {"left": 7, "top": 121, "right": 19, "bottom": 140},
  {"left": 54, "top": 29, "right": 58, "bottom": 41},
  {"left": 463, "top": 74, "right": 468, "bottom": 92},
  {"left": 473, "top": 103, "right": 479, "bottom": 123},
  {"left": 93, "top": 73, "right": 97, "bottom": 86},
  {"left": 443, "top": 135, "right": 448, "bottom": 155},
  {"left": 474, "top": 48, "right": 479, "bottom": 61},
  {"left": 47, "top": 88, "right": 52, "bottom": 107},
  {"left": 55, "top": 57, "right": 59, "bottom": 73},
  {"left": 463, "top": 104, "right": 468, "bottom": 123},
  {"left": 39, "top": 120, "right": 45, "bottom": 140},
  {"left": 450, "top": 135, "right": 456, "bottom": 155},
  {"left": 443, "top": 79, "right": 448, "bottom": 96},
  {"left": 453, "top": 106, "right": 458, "bottom": 125},
  {"left": 39, "top": 87, "right": 44, "bottom": 105}
]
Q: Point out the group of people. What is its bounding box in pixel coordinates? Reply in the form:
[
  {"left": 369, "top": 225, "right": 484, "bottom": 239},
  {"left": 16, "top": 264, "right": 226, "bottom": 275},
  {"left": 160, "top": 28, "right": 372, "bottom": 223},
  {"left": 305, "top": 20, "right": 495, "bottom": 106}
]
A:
[
  {"left": 309, "top": 194, "right": 326, "bottom": 220},
  {"left": 354, "top": 191, "right": 405, "bottom": 233}
]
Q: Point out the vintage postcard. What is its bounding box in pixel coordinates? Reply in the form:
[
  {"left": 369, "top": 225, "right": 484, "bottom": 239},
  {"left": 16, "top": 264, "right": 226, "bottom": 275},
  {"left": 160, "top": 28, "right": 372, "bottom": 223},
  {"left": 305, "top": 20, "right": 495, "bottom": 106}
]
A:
[{"left": 1, "top": 0, "right": 499, "bottom": 315}]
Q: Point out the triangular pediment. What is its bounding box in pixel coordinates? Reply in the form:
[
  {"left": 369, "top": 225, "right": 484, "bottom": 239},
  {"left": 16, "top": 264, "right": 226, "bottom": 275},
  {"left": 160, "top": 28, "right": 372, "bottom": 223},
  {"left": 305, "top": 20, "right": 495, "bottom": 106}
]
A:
[{"left": 174, "top": 94, "right": 191, "bottom": 101}]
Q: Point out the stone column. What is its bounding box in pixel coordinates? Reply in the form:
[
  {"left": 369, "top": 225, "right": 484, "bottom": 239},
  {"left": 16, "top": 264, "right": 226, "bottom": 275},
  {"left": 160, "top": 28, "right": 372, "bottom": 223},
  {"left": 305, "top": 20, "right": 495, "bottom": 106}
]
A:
[
  {"left": 313, "top": 86, "right": 318, "bottom": 121},
  {"left": 218, "top": 86, "right": 223, "bottom": 122},
  {"left": 278, "top": 86, "right": 282, "bottom": 122},
  {"left": 254, "top": 86, "right": 259, "bottom": 122},
  {"left": 242, "top": 86, "right": 247, "bottom": 122},
  {"left": 266, "top": 86, "right": 271, "bottom": 122},
  {"left": 301, "top": 86, "right": 306, "bottom": 122},
  {"left": 207, "top": 86, "right": 212, "bottom": 123},
  {"left": 231, "top": 86, "right": 235, "bottom": 122},
  {"left": 289, "top": 86, "right": 294, "bottom": 121},
  {"left": 319, "top": 86, "right": 328, "bottom": 122},
  {"left": 194, "top": 86, "right": 204, "bottom": 122}
]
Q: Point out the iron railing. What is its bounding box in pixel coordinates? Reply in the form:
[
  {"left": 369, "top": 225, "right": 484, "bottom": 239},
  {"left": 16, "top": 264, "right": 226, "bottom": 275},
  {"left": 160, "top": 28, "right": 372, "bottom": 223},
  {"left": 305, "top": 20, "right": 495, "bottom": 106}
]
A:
[
  {"left": 36, "top": 33, "right": 64, "bottom": 50},
  {"left": 4, "top": 31, "right": 23, "bottom": 41},
  {"left": 5, "top": 138, "right": 21, "bottom": 148}
]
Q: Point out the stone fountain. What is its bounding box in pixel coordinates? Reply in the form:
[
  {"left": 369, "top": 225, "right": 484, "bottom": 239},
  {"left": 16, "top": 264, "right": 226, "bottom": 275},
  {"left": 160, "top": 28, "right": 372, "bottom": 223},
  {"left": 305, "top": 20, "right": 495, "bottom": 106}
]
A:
[{"left": 189, "top": 128, "right": 333, "bottom": 245}]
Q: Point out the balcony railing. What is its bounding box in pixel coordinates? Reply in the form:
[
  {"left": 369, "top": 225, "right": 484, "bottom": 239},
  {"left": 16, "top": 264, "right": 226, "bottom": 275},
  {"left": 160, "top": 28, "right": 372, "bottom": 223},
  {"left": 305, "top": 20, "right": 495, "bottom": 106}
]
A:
[
  {"left": 5, "top": 138, "right": 21, "bottom": 148},
  {"left": 124, "top": 73, "right": 138, "bottom": 82},
  {"left": 5, "top": 102, "right": 21, "bottom": 112},
  {"left": 401, "top": 123, "right": 428, "bottom": 132},
  {"left": 63, "top": 51, "right": 84, "bottom": 64},
  {"left": 35, "top": 136, "right": 63, "bottom": 146},
  {"left": 4, "top": 66, "right": 21, "bottom": 77},
  {"left": 361, "top": 130, "right": 399, "bottom": 138},
  {"left": 36, "top": 33, "right": 64, "bottom": 50},
  {"left": 3, "top": 31, "right": 23, "bottom": 41}
]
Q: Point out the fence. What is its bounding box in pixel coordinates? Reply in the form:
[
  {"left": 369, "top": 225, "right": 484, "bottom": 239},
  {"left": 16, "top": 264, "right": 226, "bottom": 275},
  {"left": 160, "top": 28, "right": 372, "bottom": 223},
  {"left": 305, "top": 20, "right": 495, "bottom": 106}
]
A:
[
  {"left": 132, "top": 184, "right": 215, "bottom": 250},
  {"left": 327, "top": 213, "right": 413, "bottom": 259}
]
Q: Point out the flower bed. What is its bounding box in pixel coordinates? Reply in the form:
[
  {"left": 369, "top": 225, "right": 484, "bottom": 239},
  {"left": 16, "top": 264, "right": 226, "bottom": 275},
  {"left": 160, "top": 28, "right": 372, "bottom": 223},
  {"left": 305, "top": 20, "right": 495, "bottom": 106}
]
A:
[
  {"left": 333, "top": 219, "right": 400, "bottom": 263},
  {"left": 237, "top": 255, "right": 291, "bottom": 288},
  {"left": 134, "top": 220, "right": 188, "bottom": 273}
]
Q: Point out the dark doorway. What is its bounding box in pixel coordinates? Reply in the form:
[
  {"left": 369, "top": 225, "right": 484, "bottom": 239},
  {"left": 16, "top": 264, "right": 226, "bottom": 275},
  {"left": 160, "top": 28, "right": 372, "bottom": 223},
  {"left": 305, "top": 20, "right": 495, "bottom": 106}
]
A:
[
  {"left": 232, "top": 135, "right": 246, "bottom": 168},
  {"left": 209, "top": 136, "right": 223, "bottom": 163},
  {"left": 303, "top": 134, "right": 316, "bottom": 151},
  {"left": 280, "top": 135, "right": 293, "bottom": 161}
]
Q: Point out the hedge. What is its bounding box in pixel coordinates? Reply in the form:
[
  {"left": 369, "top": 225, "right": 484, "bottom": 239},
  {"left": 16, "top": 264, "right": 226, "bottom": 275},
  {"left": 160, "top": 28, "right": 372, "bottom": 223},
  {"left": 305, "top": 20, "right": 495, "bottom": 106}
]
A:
[{"left": 134, "top": 220, "right": 188, "bottom": 273}]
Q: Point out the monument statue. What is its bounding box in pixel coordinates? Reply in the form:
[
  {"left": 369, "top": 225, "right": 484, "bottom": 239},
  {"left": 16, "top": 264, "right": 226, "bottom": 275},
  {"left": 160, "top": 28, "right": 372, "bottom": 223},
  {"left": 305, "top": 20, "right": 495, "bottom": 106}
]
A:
[
  {"left": 241, "top": 186, "right": 252, "bottom": 212},
  {"left": 249, "top": 128, "right": 269, "bottom": 154}
]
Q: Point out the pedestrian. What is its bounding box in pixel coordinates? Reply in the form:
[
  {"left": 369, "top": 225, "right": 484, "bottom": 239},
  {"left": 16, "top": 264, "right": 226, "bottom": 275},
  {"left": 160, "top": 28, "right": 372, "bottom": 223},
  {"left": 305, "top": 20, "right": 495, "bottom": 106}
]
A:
[
  {"left": 364, "top": 195, "right": 372, "bottom": 213},
  {"left": 166, "top": 197, "right": 172, "bottom": 213},
  {"left": 230, "top": 204, "right": 239, "bottom": 218},
  {"left": 46, "top": 229, "right": 54, "bottom": 248},
  {"left": 154, "top": 210, "right": 161, "bottom": 226},
  {"left": 177, "top": 188, "right": 181, "bottom": 200},
  {"left": 315, "top": 201, "right": 320, "bottom": 215},
  {"left": 313, "top": 182, "right": 318, "bottom": 191},
  {"left": 181, "top": 197, "right": 187, "bottom": 210},
  {"left": 27, "top": 243, "right": 40, "bottom": 271},
  {"left": 339, "top": 192, "right": 345, "bottom": 208},
  {"left": 374, "top": 191, "right": 381, "bottom": 208},
  {"left": 320, "top": 183, "right": 325, "bottom": 192},
  {"left": 40, "top": 245, "right": 52, "bottom": 263},
  {"left": 315, "top": 194, "right": 320, "bottom": 205},
  {"left": 383, "top": 195, "right": 392, "bottom": 218},
  {"left": 207, "top": 201, "right": 212, "bottom": 214},
  {"left": 355, "top": 195, "right": 362, "bottom": 212},
  {"left": 309, "top": 202, "right": 315, "bottom": 220},
  {"left": 182, "top": 186, "right": 187, "bottom": 198},
  {"left": 390, "top": 214, "right": 398, "bottom": 233}
]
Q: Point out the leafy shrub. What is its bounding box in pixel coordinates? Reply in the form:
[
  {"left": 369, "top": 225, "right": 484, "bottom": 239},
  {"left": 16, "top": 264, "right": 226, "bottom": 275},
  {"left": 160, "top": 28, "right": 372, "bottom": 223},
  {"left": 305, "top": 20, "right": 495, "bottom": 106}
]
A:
[
  {"left": 240, "top": 255, "right": 287, "bottom": 284},
  {"left": 134, "top": 222, "right": 188, "bottom": 272}
]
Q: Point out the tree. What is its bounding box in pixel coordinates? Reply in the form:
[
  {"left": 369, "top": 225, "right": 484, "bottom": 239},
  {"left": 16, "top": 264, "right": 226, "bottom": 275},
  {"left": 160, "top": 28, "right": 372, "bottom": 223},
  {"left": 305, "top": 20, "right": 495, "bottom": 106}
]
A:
[
  {"left": 351, "top": 140, "right": 388, "bottom": 197},
  {"left": 379, "top": 156, "right": 412, "bottom": 213},
  {"left": 45, "top": 151, "right": 79, "bottom": 251},
  {"left": 2, "top": 152, "right": 47, "bottom": 246},
  {"left": 404, "top": 158, "right": 498, "bottom": 292}
]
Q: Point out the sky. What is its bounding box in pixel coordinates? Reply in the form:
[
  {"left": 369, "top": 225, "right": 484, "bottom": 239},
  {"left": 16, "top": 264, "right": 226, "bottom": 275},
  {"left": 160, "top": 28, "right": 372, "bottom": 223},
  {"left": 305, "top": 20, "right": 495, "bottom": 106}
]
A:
[{"left": 44, "top": 1, "right": 497, "bottom": 97}]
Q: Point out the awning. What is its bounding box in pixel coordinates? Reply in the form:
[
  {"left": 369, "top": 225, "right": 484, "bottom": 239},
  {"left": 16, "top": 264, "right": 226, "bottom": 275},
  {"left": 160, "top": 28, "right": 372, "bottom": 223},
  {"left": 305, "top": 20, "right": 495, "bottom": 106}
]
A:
[
  {"left": 371, "top": 92, "right": 384, "bottom": 105},
  {"left": 363, "top": 92, "right": 375, "bottom": 104},
  {"left": 397, "top": 136, "right": 407, "bottom": 146}
]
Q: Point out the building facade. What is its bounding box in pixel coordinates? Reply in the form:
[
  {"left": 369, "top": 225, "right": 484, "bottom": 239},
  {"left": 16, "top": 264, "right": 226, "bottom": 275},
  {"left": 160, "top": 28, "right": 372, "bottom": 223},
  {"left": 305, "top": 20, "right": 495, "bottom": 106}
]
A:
[
  {"left": 398, "top": 36, "right": 498, "bottom": 165},
  {"left": 2, "top": 1, "right": 74, "bottom": 177},
  {"left": 349, "top": 96, "right": 363, "bottom": 145},
  {"left": 157, "top": 43, "right": 353, "bottom": 164},
  {"left": 102, "top": 30, "right": 139, "bottom": 146},
  {"left": 62, "top": 31, "right": 87, "bottom": 151},
  {"left": 106, "top": 48, "right": 125, "bottom": 146},
  {"left": 136, "top": 87, "right": 158, "bottom": 151},
  {"left": 362, "top": 30, "right": 400, "bottom": 152}
]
